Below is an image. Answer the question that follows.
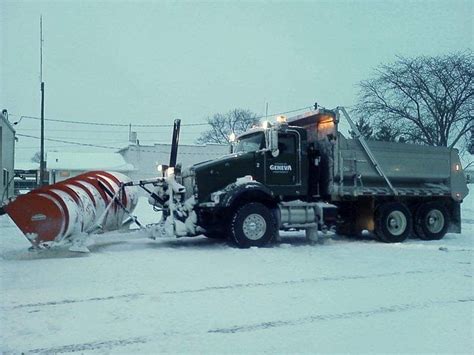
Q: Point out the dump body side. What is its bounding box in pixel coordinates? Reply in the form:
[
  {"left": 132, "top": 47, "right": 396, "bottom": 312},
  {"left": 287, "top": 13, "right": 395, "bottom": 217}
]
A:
[
  {"left": 288, "top": 109, "right": 469, "bottom": 202},
  {"left": 332, "top": 136, "right": 468, "bottom": 200}
]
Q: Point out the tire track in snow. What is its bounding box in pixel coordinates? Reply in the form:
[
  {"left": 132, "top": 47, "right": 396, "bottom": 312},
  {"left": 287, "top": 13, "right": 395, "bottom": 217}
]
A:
[
  {"left": 11, "top": 293, "right": 144, "bottom": 309},
  {"left": 26, "top": 336, "right": 148, "bottom": 353},
  {"left": 208, "top": 297, "right": 474, "bottom": 334},
  {"left": 161, "top": 269, "right": 445, "bottom": 295},
  {"left": 22, "top": 297, "right": 474, "bottom": 352},
  {"left": 6, "top": 269, "right": 449, "bottom": 310}
]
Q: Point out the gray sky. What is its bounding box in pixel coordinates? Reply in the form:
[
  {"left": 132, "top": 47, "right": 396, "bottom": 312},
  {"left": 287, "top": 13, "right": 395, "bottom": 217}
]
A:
[{"left": 1, "top": 0, "right": 472, "bottom": 162}]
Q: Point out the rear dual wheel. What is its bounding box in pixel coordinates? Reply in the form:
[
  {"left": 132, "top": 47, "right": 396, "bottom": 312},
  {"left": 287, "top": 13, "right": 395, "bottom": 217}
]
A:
[
  {"left": 414, "top": 202, "right": 449, "bottom": 240},
  {"left": 374, "top": 201, "right": 449, "bottom": 243},
  {"left": 375, "top": 202, "right": 412, "bottom": 243}
]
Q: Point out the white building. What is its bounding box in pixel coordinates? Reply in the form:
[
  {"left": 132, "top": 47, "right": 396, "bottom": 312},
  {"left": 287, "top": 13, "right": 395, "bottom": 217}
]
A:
[
  {"left": 118, "top": 143, "right": 229, "bottom": 181},
  {"left": 46, "top": 152, "right": 134, "bottom": 183},
  {"left": 0, "top": 109, "right": 15, "bottom": 201}
]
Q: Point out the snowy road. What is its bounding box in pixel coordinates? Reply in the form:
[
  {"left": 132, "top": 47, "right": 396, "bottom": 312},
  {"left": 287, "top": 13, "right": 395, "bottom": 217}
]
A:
[{"left": 1, "top": 195, "right": 473, "bottom": 353}]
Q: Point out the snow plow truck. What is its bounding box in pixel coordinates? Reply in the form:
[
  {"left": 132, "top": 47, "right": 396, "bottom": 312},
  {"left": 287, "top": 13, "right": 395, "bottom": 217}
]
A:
[
  {"left": 145, "top": 106, "right": 469, "bottom": 247},
  {"left": 1, "top": 106, "right": 469, "bottom": 250}
]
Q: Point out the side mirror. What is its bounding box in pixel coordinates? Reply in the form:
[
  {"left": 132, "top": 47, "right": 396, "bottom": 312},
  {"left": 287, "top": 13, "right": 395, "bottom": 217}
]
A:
[{"left": 268, "top": 128, "right": 279, "bottom": 157}]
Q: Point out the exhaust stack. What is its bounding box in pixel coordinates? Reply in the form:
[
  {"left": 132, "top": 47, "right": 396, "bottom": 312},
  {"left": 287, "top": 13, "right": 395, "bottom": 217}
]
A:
[{"left": 169, "top": 119, "right": 181, "bottom": 168}]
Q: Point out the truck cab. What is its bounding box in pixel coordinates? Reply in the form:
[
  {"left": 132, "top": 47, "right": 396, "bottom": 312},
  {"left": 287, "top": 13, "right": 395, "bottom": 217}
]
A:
[
  {"left": 160, "top": 111, "right": 340, "bottom": 246},
  {"left": 191, "top": 125, "right": 308, "bottom": 204}
]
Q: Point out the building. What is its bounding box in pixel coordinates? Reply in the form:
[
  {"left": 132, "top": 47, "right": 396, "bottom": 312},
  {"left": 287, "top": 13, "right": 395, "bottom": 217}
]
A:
[
  {"left": 0, "top": 109, "right": 15, "bottom": 201},
  {"left": 118, "top": 142, "right": 229, "bottom": 181},
  {"left": 46, "top": 152, "right": 134, "bottom": 183}
]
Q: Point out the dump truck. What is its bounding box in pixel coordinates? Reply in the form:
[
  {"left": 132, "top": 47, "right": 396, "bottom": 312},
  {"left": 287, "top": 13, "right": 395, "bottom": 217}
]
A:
[
  {"left": 1, "top": 107, "right": 468, "bottom": 251},
  {"left": 147, "top": 107, "right": 469, "bottom": 247}
]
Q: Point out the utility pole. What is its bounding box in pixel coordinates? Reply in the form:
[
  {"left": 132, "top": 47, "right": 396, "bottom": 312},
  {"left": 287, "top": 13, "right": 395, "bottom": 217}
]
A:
[{"left": 39, "top": 16, "right": 46, "bottom": 186}]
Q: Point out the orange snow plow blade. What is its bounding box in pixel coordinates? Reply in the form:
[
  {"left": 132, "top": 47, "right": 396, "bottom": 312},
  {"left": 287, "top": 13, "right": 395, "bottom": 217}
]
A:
[{"left": 2, "top": 171, "right": 138, "bottom": 248}]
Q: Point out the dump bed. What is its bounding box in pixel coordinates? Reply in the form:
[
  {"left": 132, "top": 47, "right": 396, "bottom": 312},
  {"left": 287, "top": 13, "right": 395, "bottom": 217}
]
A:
[
  {"left": 334, "top": 135, "right": 468, "bottom": 200},
  {"left": 288, "top": 109, "right": 469, "bottom": 201}
]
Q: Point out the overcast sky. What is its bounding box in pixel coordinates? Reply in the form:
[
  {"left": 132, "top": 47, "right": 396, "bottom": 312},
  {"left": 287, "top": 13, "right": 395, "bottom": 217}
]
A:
[{"left": 1, "top": 0, "right": 472, "bottom": 162}]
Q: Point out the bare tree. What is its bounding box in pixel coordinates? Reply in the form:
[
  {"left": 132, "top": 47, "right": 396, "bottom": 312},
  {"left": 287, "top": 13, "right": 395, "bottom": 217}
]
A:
[
  {"left": 373, "top": 122, "right": 401, "bottom": 142},
  {"left": 349, "top": 117, "right": 374, "bottom": 140},
  {"left": 469, "top": 126, "right": 474, "bottom": 154},
  {"left": 356, "top": 52, "right": 473, "bottom": 148},
  {"left": 459, "top": 125, "right": 474, "bottom": 170},
  {"left": 197, "top": 109, "right": 260, "bottom": 144}
]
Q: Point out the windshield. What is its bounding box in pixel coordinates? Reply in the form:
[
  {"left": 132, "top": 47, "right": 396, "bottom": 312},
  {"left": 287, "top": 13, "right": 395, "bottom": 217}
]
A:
[{"left": 234, "top": 132, "right": 265, "bottom": 153}]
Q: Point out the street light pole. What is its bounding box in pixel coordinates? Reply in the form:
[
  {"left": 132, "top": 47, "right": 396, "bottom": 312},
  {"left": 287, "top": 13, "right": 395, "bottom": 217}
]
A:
[
  {"left": 40, "top": 82, "right": 45, "bottom": 186},
  {"left": 39, "top": 16, "right": 46, "bottom": 186}
]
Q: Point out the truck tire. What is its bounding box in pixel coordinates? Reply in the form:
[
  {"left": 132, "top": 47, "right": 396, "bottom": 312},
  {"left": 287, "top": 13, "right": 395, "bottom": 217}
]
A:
[
  {"left": 374, "top": 202, "right": 412, "bottom": 243},
  {"left": 414, "top": 202, "right": 449, "bottom": 240},
  {"left": 230, "top": 202, "right": 277, "bottom": 248}
]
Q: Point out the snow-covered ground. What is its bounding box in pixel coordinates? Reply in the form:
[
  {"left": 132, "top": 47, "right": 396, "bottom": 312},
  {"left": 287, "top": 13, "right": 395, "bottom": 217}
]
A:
[{"left": 1, "top": 193, "right": 473, "bottom": 353}]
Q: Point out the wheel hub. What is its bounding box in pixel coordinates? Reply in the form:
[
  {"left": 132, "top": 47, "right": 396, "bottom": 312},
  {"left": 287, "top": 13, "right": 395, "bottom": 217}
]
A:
[
  {"left": 242, "top": 213, "right": 267, "bottom": 240},
  {"left": 386, "top": 211, "right": 407, "bottom": 236},
  {"left": 425, "top": 209, "right": 444, "bottom": 234}
]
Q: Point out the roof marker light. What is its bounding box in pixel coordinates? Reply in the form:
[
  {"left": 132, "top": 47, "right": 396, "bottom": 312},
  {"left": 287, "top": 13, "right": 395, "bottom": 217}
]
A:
[{"left": 276, "top": 115, "right": 287, "bottom": 123}]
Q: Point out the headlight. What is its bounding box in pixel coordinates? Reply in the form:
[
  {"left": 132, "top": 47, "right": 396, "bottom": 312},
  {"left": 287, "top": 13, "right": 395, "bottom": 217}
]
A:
[{"left": 157, "top": 164, "right": 169, "bottom": 173}]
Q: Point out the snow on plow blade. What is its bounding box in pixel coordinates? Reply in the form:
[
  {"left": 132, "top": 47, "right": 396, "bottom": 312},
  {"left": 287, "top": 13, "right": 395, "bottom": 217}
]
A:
[{"left": 2, "top": 171, "right": 138, "bottom": 248}]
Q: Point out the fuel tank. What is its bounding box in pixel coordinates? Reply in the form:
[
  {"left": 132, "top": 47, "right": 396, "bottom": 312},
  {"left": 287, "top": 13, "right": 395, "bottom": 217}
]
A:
[{"left": 3, "top": 171, "right": 138, "bottom": 247}]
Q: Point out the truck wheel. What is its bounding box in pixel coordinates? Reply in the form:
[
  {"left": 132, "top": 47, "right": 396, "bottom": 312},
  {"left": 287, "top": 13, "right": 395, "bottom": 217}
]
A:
[
  {"left": 414, "top": 202, "right": 449, "bottom": 240},
  {"left": 230, "top": 202, "right": 277, "bottom": 248},
  {"left": 375, "top": 202, "right": 412, "bottom": 243}
]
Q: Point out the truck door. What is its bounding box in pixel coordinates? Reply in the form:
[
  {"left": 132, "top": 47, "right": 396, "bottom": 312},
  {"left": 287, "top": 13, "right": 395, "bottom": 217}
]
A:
[{"left": 265, "top": 131, "right": 301, "bottom": 196}]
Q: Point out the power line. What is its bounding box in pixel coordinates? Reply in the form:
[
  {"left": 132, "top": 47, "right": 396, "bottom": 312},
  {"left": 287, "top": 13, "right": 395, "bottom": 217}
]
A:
[
  {"left": 10, "top": 106, "right": 313, "bottom": 128},
  {"left": 16, "top": 127, "right": 203, "bottom": 135},
  {"left": 264, "top": 106, "right": 314, "bottom": 117},
  {"left": 14, "top": 105, "right": 315, "bottom": 153},
  {"left": 20, "top": 135, "right": 128, "bottom": 142},
  {"left": 16, "top": 133, "right": 120, "bottom": 149},
  {"left": 16, "top": 145, "right": 78, "bottom": 149},
  {"left": 12, "top": 115, "right": 207, "bottom": 127},
  {"left": 16, "top": 133, "right": 228, "bottom": 156}
]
